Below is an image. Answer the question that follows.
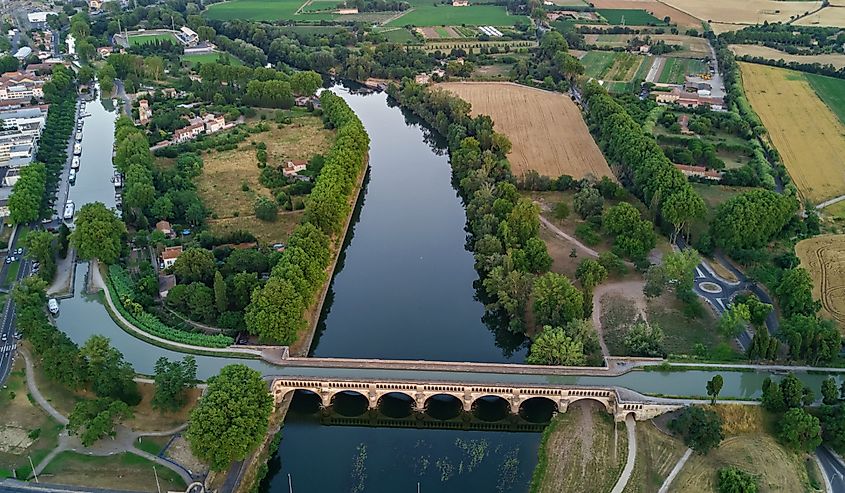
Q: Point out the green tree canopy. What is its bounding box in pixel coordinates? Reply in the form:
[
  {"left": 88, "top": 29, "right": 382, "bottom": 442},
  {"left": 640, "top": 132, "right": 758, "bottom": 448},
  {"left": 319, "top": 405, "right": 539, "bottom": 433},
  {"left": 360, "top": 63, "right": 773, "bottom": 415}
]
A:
[
  {"left": 669, "top": 406, "right": 724, "bottom": 454},
  {"left": 717, "top": 466, "right": 758, "bottom": 493},
  {"left": 532, "top": 272, "right": 584, "bottom": 328},
  {"left": 527, "top": 325, "right": 586, "bottom": 366},
  {"left": 711, "top": 189, "right": 796, "bottom": 252},
  {"left": 70, "top": 202, "right": 126, "bottom": 264},
  {"left": 778, "top": 408, "right": 821, "bottom": 452},
  {"left": 153, "top": 356, "right": 197, "bottom": 412},
  {"left": 171, "top": 248, "right": 217, "bottom": 284}
]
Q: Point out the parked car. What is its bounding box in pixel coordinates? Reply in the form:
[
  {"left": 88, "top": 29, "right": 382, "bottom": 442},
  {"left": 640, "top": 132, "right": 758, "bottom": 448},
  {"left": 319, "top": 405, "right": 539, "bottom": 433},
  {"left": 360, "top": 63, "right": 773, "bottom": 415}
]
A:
[
  {"left": 4, "top": 256, "right": 15, "bottom": 264},
  {"left": 14, "top": 248, "right": 23, "bottom": 255}
]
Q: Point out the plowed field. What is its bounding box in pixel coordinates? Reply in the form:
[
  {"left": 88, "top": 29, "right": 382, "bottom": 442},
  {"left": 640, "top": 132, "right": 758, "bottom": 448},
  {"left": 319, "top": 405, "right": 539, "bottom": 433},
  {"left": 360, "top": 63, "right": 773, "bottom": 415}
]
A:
[{"left": 796, "top": 234, "right": 845, "bottom": 328}]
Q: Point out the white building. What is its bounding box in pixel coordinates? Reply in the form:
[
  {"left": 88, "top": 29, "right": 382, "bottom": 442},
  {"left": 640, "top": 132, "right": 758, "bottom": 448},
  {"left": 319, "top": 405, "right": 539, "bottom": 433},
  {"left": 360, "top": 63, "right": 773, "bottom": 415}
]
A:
[
  {"left": 27, "top": 12, "right": 55, "bottom": 28},
  {"left": 13, "top": 47, "right": 31, "bottom": 61}
]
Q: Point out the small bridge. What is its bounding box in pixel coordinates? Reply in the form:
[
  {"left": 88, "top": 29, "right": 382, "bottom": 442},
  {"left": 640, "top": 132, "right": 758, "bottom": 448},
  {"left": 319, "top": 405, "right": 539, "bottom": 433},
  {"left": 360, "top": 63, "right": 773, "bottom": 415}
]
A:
[{"left": 270, "top": 376, "right": 682, "bottom": 422}]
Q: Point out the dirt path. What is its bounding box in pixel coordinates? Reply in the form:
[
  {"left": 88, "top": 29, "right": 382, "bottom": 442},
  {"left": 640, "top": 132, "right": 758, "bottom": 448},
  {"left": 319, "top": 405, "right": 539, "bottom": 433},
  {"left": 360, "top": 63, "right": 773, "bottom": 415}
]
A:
[
  {"left": 610, "top": 414, "right": 637, "bottom": 493},
  {"left": 21, "top": 348, "right": 68, "bottom": 425},
  {"left": 657, "top": 447, "right": 692, "bottom": 493},
  {"left": 592, "top": 280, "right": 649, "bottom": 359},
  {"left": 539, "top": 215, "right": 600, "bottom": 258}
]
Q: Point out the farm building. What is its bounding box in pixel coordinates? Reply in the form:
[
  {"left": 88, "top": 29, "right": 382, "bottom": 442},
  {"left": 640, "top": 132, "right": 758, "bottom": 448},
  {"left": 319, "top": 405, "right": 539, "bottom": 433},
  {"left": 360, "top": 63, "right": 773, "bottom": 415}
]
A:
[
  {"left": 655, "top": 88, "right": 724, "bottom": 110},
  {"left": 138, "top": 99, "right": 152, "bottom": 125},
  {"left": 453, "top": 0, "right": 469, "bottom": 6},
  {"left": 283, "top": 160, "right": 308, "bottom": 177},
  {"left": 674, "top": 164, "right": 721, "bottom": 181},
  {"left": 161, "top": 245, "right": 183, "bottom": 269}
]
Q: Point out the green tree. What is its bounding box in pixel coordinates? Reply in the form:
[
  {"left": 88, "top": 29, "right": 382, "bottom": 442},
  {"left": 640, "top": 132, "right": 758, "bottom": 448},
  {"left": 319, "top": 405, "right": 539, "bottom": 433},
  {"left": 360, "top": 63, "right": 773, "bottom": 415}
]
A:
[
  {"left": 482, "top": 257, "right": 534, "bottom": 333},
  {"left": 70, "top": 202, "right": 126, "bottom": 264},
  {"left": 255, "top": 196, "right": 278, "bottom": 221},
  {"left": 717, "top": 467, "right": 758, "bottom": 493},
  {"left": 669, "top": 406, "right": 724, "bottom": 454},
  {"left": 25, "top": 230, "right": 56, "bottom": 281},
  {"left": 662, "top": 187, "right": 706, "bottom": 242},
  {"left": 822, "top": 377, "right": 839, "bottom": 405},
  {"left": 81, "top": 335, "right": 139, "bottom": 404},
  {"left": 781, "top": 314, "right": 840, "bottom": 364},
  {"left": 8, "top": 162, "right": 46, "bottom": 224},
  {"left": 171, "top": 248, "right": 217, "bottom": 284},
  {"left": 245, "top": 277, "right": 305, "bottom": 344},
  {"left": 711, "top": 189, "right": 796, "bottom": 252},
  {"left": 624, "top": 321, "right": 664, "bottom": 357},
  {"left": 718, "top": 303, "right": 751, "bottom": 338},
  {"left": 186, "top": 365, "right": 273, "bottom": 471},
  {"left": 820, "top": 404, "right": 845, "bottom": 451},
  {"left": 526, "top": 326, "right": 586, "bottom": 366},
  {"left": 707, "top": 374, "right": 724, "bottom": 405},
  {"left": 152, "top": 356, "right": 197, "bottom": 412},
  {"left": 761, "top": 377, "right": 786, "bottom": 412},
  {"left": 778, "top": 408, "right": 821, "bottom": 452},
  {"left": 213, "top": 271, "right": 228, "bottom": 314},
  {"left": 776, "top": 268, "right": 821, "bottom": 318},
  {"left": 67, "top": 398, "right": 132, "bottom": 447},
  {"left": 573, "top": 187, "right": 603, "bottom": 219},
  {"left": 575, "top": 258, "right": 607, "bottom": 318},
  {"left": 780, "top": 373, "right": 806, "bottom": 410},
  {"left": 532, "top": 272, "right": 584, "bottom": 328}
]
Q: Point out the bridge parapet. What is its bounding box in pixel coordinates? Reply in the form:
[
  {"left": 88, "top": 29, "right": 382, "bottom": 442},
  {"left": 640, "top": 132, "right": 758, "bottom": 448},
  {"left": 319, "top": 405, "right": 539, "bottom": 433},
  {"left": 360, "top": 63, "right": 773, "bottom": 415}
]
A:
[{"left": 270, "top": 377, "right": 680, "bottom": 422}]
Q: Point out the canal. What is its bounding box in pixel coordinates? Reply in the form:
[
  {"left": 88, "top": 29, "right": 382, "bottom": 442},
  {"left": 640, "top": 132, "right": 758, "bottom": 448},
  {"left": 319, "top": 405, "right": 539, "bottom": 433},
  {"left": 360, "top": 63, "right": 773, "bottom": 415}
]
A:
[{"left": 44, "top": 85, "right": 845, "bottom": 493}]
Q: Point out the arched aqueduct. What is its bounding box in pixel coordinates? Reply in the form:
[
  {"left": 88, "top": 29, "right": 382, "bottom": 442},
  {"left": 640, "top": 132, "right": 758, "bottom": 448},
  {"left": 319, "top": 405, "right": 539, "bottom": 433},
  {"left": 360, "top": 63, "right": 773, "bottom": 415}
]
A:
[{"left": 270, "top": 378, "right": 681, "bottom": 421}]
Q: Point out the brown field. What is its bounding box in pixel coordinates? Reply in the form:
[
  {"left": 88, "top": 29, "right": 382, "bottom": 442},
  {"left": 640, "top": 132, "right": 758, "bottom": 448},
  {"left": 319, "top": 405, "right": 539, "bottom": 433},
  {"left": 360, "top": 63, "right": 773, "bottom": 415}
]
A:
[
  {"left": 196, "top": 115, "right": 332, "bottom": 244},
  {"left": 416, "top": 26, "right": 462, "bottom": 39},
  {"left": 796, "top": 234, "right": 845, "bottom": 328},
  {"left": 670, "top": 434, "right": 816, "bottom": 492},
  {"left": 438, "top": 82, "right": 613, "bottom": 180},
  {"left": 622, "top": 422, "right": 686, "bottom": 493},
  {"left": 41, "top": 452, "right": 186, "bottom": 491},
  {"left": 125, "top": 382, "right": 200, "bottom": 432},
  {"left": 740, "top": 62, "right": 845, "bottom": 203},
  {"left": 592, "top": 0, "right": 702, "bottom": 27},
  {"left": 730, "top": 44, "right": 845, "bottom": 69},
  {"left": 794, "top": 5, "right": 845, "bottom": 27},
  {"left": 659, "top": 0, "right": 823, "bottom": 31},
  {"left": 534, "top": 400, "right": 629, "bottom": 493}
]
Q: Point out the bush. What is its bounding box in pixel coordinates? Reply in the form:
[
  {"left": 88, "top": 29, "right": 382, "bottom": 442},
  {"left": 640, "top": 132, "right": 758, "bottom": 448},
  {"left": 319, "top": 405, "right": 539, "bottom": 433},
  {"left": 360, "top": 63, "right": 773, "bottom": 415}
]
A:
[
  {"left": 255, "top": 197, "right": 278, "bottom": 221},
  {"left": 575, "top": 223, "right": 600, "bottom": 246},
  {"left": 553, "top": 201, "right": 569, "bottom": 220}
]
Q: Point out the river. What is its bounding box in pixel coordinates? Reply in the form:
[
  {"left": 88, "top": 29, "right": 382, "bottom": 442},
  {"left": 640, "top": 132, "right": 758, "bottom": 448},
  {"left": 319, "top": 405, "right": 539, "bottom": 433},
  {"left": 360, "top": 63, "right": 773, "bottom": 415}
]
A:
[{"left": 45, "top": 85, "right": 845, "bottom": 493}]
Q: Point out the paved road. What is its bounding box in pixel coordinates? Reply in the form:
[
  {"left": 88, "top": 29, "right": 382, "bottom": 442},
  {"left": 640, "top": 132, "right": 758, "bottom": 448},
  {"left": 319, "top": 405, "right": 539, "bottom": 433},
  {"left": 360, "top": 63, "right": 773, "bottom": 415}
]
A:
[
  {"left": 114, "top": 79, "right": 132, "bottom": 116},
  {"left": 817, "top": 446, "right": 845, "bottom": 493},
  {"left": 658, "top": 447, "right": 692, "bottom": 493},
  {"left": 0, "top": 224, "right": 30, "bottom": 386},
  {"left": 610, "top": 414, "right": 637, "bottom": 493}
]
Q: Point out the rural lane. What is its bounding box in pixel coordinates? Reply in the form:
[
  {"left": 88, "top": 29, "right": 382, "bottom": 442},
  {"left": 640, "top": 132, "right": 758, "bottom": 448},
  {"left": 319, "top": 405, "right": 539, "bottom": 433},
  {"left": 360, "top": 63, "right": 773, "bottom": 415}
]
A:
[
  {"left": 658, "top": 448, "right": 693, "bottom": 493},
  {"left": 610, "top": 414, "right": 637, "bottom": 493}
]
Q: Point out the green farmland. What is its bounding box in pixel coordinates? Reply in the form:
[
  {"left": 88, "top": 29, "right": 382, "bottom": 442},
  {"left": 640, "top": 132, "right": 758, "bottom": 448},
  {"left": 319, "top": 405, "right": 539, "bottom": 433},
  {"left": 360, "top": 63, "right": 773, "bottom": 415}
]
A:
[
  {"left": 657, "top": 57, "right": 708, "bottom": 84},
  {"left": 386, "top": 0, "right": 526, "bottom": 26},
  {"left": 581, "top": 51, "right": 617, "bottom": 78},
  {"left": 596, "top": 8, "right": 664, "bottom": 25},
  {"left": 182, "top": 52, "right": 244, "bottom": 66},
  {"left": 128, "top": 33, "right": 178, "bottom": 46},
  {"left": 205, "top": 0, "right": 331, "bottom": 21},
  {"left": 806, "top": 73, "right": 845, "bottom": 125},
  {"left": 581, "top": 51, "right": 647, "bottom": 84},
  {"left": 374, "top": 27, "right": 420, "bottom": 43}
]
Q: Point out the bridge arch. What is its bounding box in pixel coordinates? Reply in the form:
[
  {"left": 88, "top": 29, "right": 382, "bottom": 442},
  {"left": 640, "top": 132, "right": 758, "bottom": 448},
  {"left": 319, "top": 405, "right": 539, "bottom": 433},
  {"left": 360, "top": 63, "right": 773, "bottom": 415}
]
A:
[
  {"left": 423, "top": 393, "right": 464, "bottom": 420},
  {"left": 518, "top": 396, "right": 559, "bottom": 423},
  {"left": 471, "top": 395, "right": 511, "bottom": 422},
  {"left": 376, "top": 391, "right": 416, "bottom": 418}
]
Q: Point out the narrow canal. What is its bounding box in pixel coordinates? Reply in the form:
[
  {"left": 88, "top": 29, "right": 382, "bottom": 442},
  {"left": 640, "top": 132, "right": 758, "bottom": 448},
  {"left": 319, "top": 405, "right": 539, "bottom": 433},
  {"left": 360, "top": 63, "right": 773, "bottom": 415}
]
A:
[{"left": 44, "top": 85, "right": 845, "bottom": 493}]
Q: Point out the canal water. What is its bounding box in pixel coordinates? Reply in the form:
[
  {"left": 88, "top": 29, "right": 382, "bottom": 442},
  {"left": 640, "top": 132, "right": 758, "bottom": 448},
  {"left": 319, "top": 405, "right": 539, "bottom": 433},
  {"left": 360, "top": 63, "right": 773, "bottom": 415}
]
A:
[{"left": 68, "top": 92, "right": 118, "bottom": 209}]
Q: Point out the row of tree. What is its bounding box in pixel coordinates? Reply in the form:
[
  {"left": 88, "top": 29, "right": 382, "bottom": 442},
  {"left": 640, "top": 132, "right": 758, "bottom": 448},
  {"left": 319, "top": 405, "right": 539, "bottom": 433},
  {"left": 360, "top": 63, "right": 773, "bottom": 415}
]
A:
[{"left": 244, "top": 91, "right": 369, "bottom": 343}]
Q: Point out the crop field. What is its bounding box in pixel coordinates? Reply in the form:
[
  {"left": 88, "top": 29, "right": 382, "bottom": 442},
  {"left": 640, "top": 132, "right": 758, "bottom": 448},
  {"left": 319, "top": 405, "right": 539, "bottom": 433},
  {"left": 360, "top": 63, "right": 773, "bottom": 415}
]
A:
[
  {"left": 416, "top": 26, "right": 469, "bottom": 39},
  {"left": 806, "top": 72, "right": 845, "bottom": 125},
  {"left": 596, "top": 8, "right": 665, "bottom": 24},
  {"left": 206, "top": 0, "right": 320, "bottom": 21},
  {"left": 657, "top": 57, "right": 707, "bottom": 83},
  {"left": 796, "top": 235, "right": 845, "bottom": 328},
  {"left": 794, "top": 5, "right": 845, "bottom": 27},
  {"left": 607, "top": 53, "right": 647, "bottom": 80},
  {"left": 660, "top": 0, "right": 823, "bottom": 32},
  {"left": 128, "top": 32, "right": 178, "bottom": 46},
  {"left": 671, "top": 434, "right": 816, "bottom": 491},
  {"left": 386, "top": 3, "right": 526, "bottom": 26},
  {"left": 438, "top": 82, "right": 613, "bottom": 180},
  {"left": 730, "top": 44, "right": 845, "bottom": 70},
  {"left": 376, "top": 27, "right": 419, "bottom": 43},
  {"left": 590, "top": 0, "right": 701, "bottom": 27},
  {"left": 740, "top": 62, "right": 845, "bottom": 203},
  {"left": 581, "top": 51, "right": 619, "bottom": 78}
]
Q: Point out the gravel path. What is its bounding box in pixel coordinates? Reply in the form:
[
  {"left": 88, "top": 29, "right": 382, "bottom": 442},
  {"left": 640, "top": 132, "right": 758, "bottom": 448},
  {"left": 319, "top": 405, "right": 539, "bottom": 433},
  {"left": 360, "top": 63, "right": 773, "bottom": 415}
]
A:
[{"left": 610, "top": 414, "right": 637, "bottom": 493}]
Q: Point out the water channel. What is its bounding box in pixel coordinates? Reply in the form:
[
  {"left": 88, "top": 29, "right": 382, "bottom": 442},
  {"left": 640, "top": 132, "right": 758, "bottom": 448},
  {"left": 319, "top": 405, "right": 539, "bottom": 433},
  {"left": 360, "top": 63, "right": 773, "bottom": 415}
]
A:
[{"left": 45, "top": 84, "right": 845, "bottom": 493}]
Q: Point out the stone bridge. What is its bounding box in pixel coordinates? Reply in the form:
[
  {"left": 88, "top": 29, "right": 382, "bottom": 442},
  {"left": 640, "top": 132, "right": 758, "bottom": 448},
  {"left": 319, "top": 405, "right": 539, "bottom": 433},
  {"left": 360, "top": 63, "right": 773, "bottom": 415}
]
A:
[{"left": 270, "top": 377, "right": 682, "bottom": 422}]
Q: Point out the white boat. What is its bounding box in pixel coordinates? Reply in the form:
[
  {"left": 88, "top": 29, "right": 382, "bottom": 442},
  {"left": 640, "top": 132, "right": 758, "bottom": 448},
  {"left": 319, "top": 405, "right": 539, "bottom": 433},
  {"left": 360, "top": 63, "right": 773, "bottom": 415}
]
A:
[
  {"left": 71, "top": 156, "right": 80, "bottom": 169},
  {"left": 113, "top": 174, "right": 122, "bottom": 188},
  {"left": 73, "top": 143, "right": 82, "bottom": 156},
  {"left": 48, "top": 298, "right": 59, "bottom": 314},
  {"left": 63, "top": 200, "right": 74, "bottom": 220},
  {"left": 69, "top": 169, "right": 76, "bottom": 182},
  {"left": 75, "top": 131, "right": 82, "bottom": 141}
]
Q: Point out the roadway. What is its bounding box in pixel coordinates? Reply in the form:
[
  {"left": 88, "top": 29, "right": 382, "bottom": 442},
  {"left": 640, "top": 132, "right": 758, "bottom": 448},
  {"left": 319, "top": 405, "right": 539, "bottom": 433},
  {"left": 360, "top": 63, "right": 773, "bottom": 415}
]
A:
[{"left": 818, "top": 446, "right": 845, "bottom": 492}]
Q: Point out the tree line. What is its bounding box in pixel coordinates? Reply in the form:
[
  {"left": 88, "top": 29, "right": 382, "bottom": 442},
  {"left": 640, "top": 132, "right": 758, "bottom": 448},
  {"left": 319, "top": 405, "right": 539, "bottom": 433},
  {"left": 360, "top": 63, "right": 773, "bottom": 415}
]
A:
[{"left": 244, "top": 91, "right": 369, "bottom": 344}]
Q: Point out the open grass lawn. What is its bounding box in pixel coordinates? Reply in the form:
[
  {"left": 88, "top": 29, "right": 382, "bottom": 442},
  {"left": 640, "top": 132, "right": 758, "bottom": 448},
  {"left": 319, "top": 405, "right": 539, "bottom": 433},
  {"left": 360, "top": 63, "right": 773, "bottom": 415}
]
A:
[
  {"left": 671, "top": 433, "right": 820, "bottom": 492},
  {"left": 181, "top": 52, "right": 243, "bottom": 66},
  {"left": 375, "top": 27, "right": 418, "bottom": 43},
  {"left": 596, "top": 8, "right": 664, "bottom": 25},
  {"left": 657, "top": 57, "right": 707, "bottom": 84},
  {"left": 806, "top": 72, "right": 845, "bottom": 126},
  {"left": 125, "top": 382, "right": 199, "bottom": 432},
  {"left": 128, "top": 33, "right": 178, "bottom": 46},
  {"left": 532, "top": 401, "right": 628, "bottom": 493},
  {"left": 136, "top": 435, "right": 171, "bottom": 456},
  {"left": 622, "top": 422, "right": 686, "bottom": 493},
  {"left": 0, "top": 361, "right": 64, "bottom": 478},
  {"left": 205, "top": 0, "right": 306, "bottom": 20},
  {"left": 581, "top": 51, "right": 618, "bottom": 78},
  {"left": 386, "top": 3, "right": 526, "bottom": 26},
  {"left": 606, "top": 53, "right": 646, "bottom": 81},
  {"left": 41, "top": 452, "right": 186, "bottom": 491},
  {"left": 647, "top": 294, "right": 740, "bottom": 361},
  {"left": 196, "top": 115, "right": 333, "bottom": 244}
]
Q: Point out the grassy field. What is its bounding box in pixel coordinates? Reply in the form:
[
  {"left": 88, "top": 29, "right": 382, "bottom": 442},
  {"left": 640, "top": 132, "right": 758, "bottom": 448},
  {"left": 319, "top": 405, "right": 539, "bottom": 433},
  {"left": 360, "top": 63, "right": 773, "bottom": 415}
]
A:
[
  {"left": 41, "top": 452, "right": 186, "bottom": 491},
  {"left": 597, "top": 8, "right": 664, "bottom": 25},
  {"left": 531, "top": 401, "right": 628, "bottom": 493},
  {"left": 438, "top": 82, "right": 613, "bottom": 180},
  {"left": 581, "top": 51, "right": 618, "bottom": 78},
  {"left": 647, "top": 294, "right": 739, "bottom": 360},
  {"left": 622, "top": 422, "right": 686, "bottom": 493},
  {"left": 806, "top": 72, "right": 845, "bottom": 125},
  {"left": 181, "top": 52, "right": 243, "bottom": 66},
  {"left": 375, "top": 27, "right": 419, "bottom": 43},
  {"left": 205, "top": 0, "right": 336, "bottom": 21},
  {"left": 657, "top": 57, "right": 708, "bottom": 84},
  {"left": 795, "top": 234, "right": 845, "bottom": 329},
  {"left": 125, "top": 382, "right": 200, "bottom": 432},
  {"left": 196, "top": 115, "right": 333, "bottom": 245},
  {"left": 0, "top": 361, "right": 64, "bottom": 478},
  {"left": 730, "top": 44, "right": 845, "bottom": 70},
  {"left": 386, "top": 3, "right": 526, "bottom": 26},
  {"left": 740, "top": 62, "right": 845, "bottom": 203},
  {"left": 606, "top": 53, "right": 647, "bottom": 81},
  {"left": 128, "top": 33, "right": 178, "bottom": 46},
  {"left": 670, "top": 434, "right": 819, "bottom": 492}
]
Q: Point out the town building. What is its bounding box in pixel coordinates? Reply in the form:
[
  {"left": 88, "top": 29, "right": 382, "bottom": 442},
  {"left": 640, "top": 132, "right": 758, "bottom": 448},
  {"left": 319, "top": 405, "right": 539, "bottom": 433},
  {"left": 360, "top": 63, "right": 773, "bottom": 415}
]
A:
[
  {"left": 173, "top": 122, "right": 205, "bottom": 143},
  {"left": 88, "top": 0, "right": 104, "bottom": 11},
  {"left": 655, "top": 88, "right": 723, "bottom": 111},
  {"left": 97, "top": 46, "right": 112, "bottom": 58},
  {"left": 138, "top": 99, "right": 152, "bottom": 125},
  {"left": 161, "top": 245, "right": 183, "bottom": 269},
  {"left": 177, "top": 26, "right": 199, "bottom": 46},
  {"left": 452, "top": 0, "right": 469, "bottom": 6},
  {"left": 0, "top": 71, "right": 46, "bottom": 100},
  {"left": 26, "top": 12, "right": 55, "bottom": 28},
  {"left": 13, "top": 47, "right": 32, "bottom": 61},
  {"left": 283, "top": 160, "right": 307, "bottom": 177},
  {"left": 155, "top": 220, "right": 175, "bottom": 238},
  {"left": 674, "top": 164, "right": 721, "bottom": 181}
]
